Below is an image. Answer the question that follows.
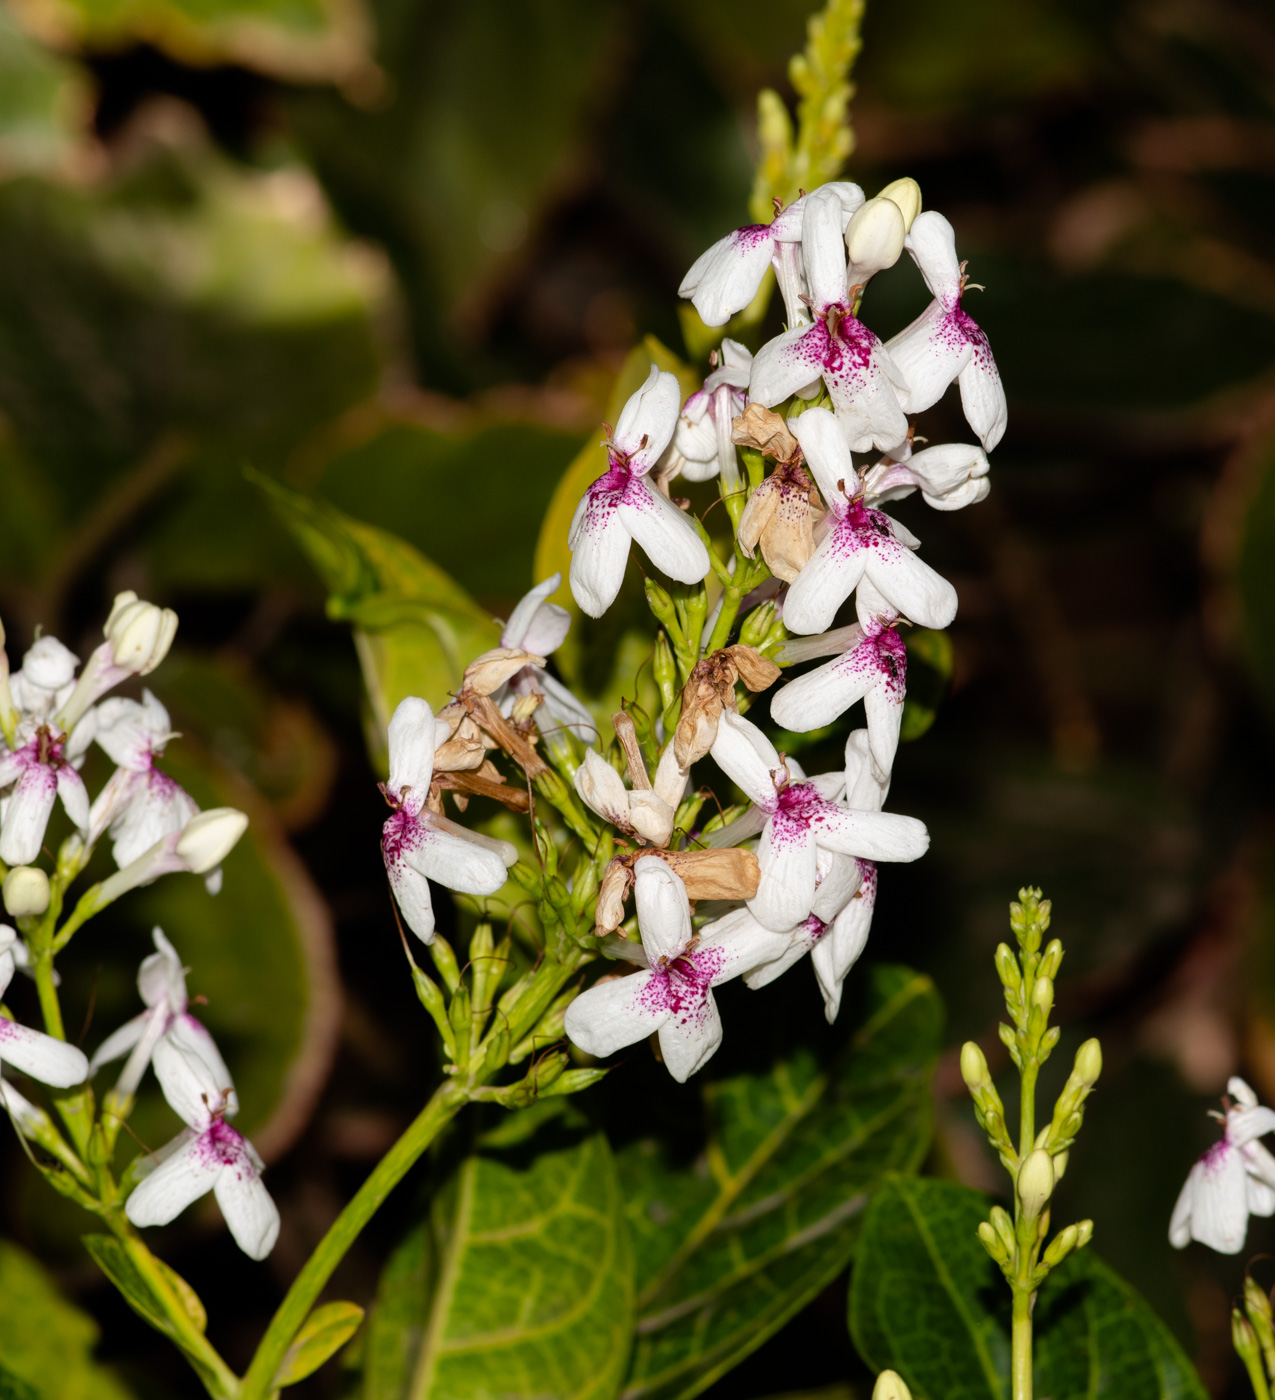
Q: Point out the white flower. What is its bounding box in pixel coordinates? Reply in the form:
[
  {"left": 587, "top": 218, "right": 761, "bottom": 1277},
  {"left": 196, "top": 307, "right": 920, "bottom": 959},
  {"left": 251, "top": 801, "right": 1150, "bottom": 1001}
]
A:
[
  {"left": 91, "top": 928, "right": 235, "bottom": 1110},
  {"left": 0, "top": 927, "right": 88, "bottom": 1089},
  {"left": 568, "top": 367, "right": 711, "bottom": 618},
  {"left": 861, "top": 437, "right": 991, "bottom": 512},
  {"left": 672, "top": 340, "right": 752, "bottom": 485},
  {"left": 574, "top": 744, "right": 688, "bottom": 847},
  {"left": 679, "top": 183, "right": 866, "bottom": 329},
  {"left": 1170, "top": 1077, "right": 1275, "bottom": 1255},
  {"left": 884, "top": 212, "right": 1007, "bottom": 451},
  {"left": 709, "top": 713, "right": 927, "bottom": 932},
  {"left": 771, "top": 580, "right": 907, "bottom": 778},
  {"left": 89, "top": 690, "right": 204, "bottom": 869},
  {"left": 782, "top": 407, "right": 958, "bottom": 636},
  {"left": 493, "top": 575, "right": 597, "bottom": 743},
  {"left": 749, "top": 187, "right": 908, "bottom": 454},
  {"left": 844, "top": 197, "right": 907, "bottom": 284},
  {"left": 55, "top": 592, "right": 178, "bottom": 733},
  {"left": 0, "top": 637, "right": 92, "bottom": 866},
  {"left": 563, "top": 857, "right": 787, "bottom": 1082},
  {"left": 125, "top": 1040, "right": 278, "bottom": 1261},
  {"left": 89, "top": 809, "right": 249, "bottom": 916},
  {"left": 380, "top": 697, "right": 517, "bottom": 943}
]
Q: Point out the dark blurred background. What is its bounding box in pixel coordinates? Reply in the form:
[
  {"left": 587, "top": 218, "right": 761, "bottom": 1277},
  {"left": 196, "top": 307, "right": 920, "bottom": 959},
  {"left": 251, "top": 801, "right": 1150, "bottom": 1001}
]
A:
[{"left": 1, "top": 0, "right": 1275, "bottom": 1396}]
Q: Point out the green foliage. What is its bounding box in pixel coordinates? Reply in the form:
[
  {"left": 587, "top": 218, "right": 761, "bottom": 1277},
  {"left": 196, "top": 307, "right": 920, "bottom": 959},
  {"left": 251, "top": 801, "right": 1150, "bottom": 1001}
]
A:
[
  {"left": 0, "top": 1240, "right": 134, "bottom": 1400},
  {"left": 0, "top": 6, "right": 87, "bottom": 177},
  {"left": 900, "top": 629, "right": 954, "bottom": 744},
  {"left": 274, "top": 1301, "right": 365, "bottom": 1387},
  {"left": 255, "top": 471, "right": 501, "bottom": 762},
  {"left": 849, "top": 1177, "right": 1208, "bottom": 1400},
  {"left": 619, "top": 966, "right": 941, "bottom": 1400},
  {"left": 360, "top": 1130, "right": 632, "bottom": 1400}
]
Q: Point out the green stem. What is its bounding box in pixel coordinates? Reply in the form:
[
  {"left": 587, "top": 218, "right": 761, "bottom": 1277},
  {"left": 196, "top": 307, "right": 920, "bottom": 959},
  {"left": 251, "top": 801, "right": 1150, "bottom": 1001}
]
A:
[
  {"left": 239, "top": 1079, "right": 469, "bottom": 1400},
  {"left": 1011, "top": 1286, "right": 1032, "bottom": 1400},
  {"left": 1019, "top": 1058, "right": 1038, "bottom": 1159}
]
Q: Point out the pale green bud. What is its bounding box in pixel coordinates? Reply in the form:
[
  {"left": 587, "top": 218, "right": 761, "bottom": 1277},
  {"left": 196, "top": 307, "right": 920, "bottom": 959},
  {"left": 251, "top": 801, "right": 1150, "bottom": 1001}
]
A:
[
  {"left": 960, "top": 1041, "right": 991, "bottom": 1093},
  {"left": 990, "top": 1204, "right": 1016, "bottom": 1256},
  {"left": 994, "top": 943, "right": 1020, "bottom": 990},
  {"left": 1042, "top": 1223, "right": 1079, "bottom": 1270},
  {"left": 1074, "top": 1219, "right": 1093, "bottom": 1249},
  {"left": 872, "top": 1371, "right": 912, "bottom": 1400},
  {"left": 1039, "top": 937, "right": 1064, "bottom": 980},
  {"left": 1052, "top": 1149, "right": 1069, "bottom": 1182},
  {"left": 1017, "top": 1149, "right": 1055, "bottom": 1219},
  {"left": 1074, "top": 1038, "right": 1102, "bottom": 1088},
  {"left": 3, "top": 866, "right": 49, "bottom": 918},
  {"left": 1233, "top": 1308, "right": 1263, "bottom": 1377},
  {"left": 654, "top": 632, "right": 677, "bottom": 709},
  {"left": 875, "top": 177, "right": 922, "bottom": 231},
  {"left": 977, "top": 1221, "right": 1008, "bottom": 1264},
  {"left": 1031, "top": 977, "right": 1054, "bottom": 1016}
]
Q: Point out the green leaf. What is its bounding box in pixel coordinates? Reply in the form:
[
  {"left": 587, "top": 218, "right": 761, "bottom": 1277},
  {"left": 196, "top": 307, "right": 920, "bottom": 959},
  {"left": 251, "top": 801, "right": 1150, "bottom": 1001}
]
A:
[
  {"left": 252, "top": 470, "right": 500, "bottom": 762},
  {"left": 362, "top": 1130, "right": 632, "bottom": 1400},
  {"left": 274, "top": 1301, "right": 365, "bottom": 1387},
  {"left": 0, "top": 1238, "right": 134, "bottom": 1400},
  {"left": 0, "top": 7, "right": 89, "bottom": 177},
  {"left": 619, "top": 965, "right": 941, "bottom": 1400},
  {"left": 900, "top": 628, "right": 953, "bottom": 744},
  {"left": 848, "top": 1176, "right": 1209, "bottom": 1400}
]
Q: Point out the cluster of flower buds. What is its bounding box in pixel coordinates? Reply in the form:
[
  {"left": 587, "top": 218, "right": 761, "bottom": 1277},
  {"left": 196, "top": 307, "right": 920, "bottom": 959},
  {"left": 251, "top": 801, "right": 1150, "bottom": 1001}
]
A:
[{"left": 547, "top": 178, "right": 999, "bottom": 1079}]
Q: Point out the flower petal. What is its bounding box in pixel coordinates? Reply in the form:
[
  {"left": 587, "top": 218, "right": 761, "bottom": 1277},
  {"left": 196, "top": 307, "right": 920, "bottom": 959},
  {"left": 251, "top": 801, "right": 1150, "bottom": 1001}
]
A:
[
  {"left": 633, "top": 856, "right": 692, "bottom": 965},
  {"left": 387, "top": 697, "right": 437, "bottom": 805},
  {"left": 386, "top": 857, "right": 436, "bottom": 943},
  {"left": 167, "top": 1015, "right": 237, "bottom": 1117},
  {"left": 0, "top": 1018, "right": 89, "bottom": 1087},
  {"left": 568, "top": 491, "right": 632, "bottom": 618},
  {"left": 811, "top": 849, "right": 863, "bottom": 921},
  {"left": 657, "top": 992, "right": 725, "bottom": 1083},
  {"left": 698, "top": 908, "right": 793, "bottom": 984},
  {"left": 904, "top": 210, "right": 963, "bottom": 302},
  {"left": 406, "top": 824, "right": 510, "bottom": 897},
  {"left": 153, "top": 1038, "right": 219, "bottom": 1128},
  {"left": 750, "top": 816, "right": 818, "bottom": 931},
  {"left": 863, "top": 681, "right": 905, "bottom": 779},
  {"left": 782, "top": 530, "right": 869, "bottom": 636},
  {"left": 813, "top": 808, "right": 929, "bottom": 863},
  {"left": 575, "top": 750, "right": 629, "bottom": 827},
  {"left": 0, "top": 763, "right": 57, "bottom": 866},
  {"left": 502, "top": 575, "right": 564, "bottom": 651},
  {"left": 618, "top": 481, "right": 711, "bottom": 586},
  {"left": 1182, "top": 1149, "right": 1250, "bottom": 1254},
  {"left": 710, "top": 713, "right": 782, "bottom": 808},
  {"left": 564, "top": 971, "right": 670, "bottom": 1057},
  {"left": 682, "top": 226, "right": 778, "bottom": 328},
  {"left": 749, "top": 324, "right": 833, "bottom": 409},
  {"left": 884, "top": 302, "right": 971, "bottom": 416},
  {"left": 801, "top": 187, "right": 849, "bottom": 313},
  {"left": 89, "top": 1012, "right": 148, "bottom": 1075},
  {"left": 613, "top": 367, "right": 681, "bottom": 471},
  {"left": 770, "top": 649, "right": 875, "bottom": 732},
  {"left": 862, "top": 531, "right": 958, "bottom": 630},
  {"left": 958, "top": 352, "right": 1007, "bottom": 452},
  {"left": 213, "top": 1149, "right": 280, "bottom": 1260},
  {"left": 125, "top": 1133, "right": 219, "bottom": 1227}
]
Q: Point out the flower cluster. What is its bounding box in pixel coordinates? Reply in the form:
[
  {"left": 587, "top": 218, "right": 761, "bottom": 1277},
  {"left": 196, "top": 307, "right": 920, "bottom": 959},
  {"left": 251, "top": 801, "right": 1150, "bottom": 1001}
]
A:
[{"left": 549, "top": 178, "right": 1000, "bottom": 1081}]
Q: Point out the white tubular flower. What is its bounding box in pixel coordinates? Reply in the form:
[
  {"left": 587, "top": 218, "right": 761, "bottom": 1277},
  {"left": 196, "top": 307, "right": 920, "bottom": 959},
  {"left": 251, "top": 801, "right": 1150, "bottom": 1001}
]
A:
[
  {"left": 91, "top": 808, "right": 249, "bottom": 912},
  {"left": 574, "top": 744, "right": 688, "bottom": 848},
  {"left": 1170, "top": 1077, "right": 1275, "bottom": 1255},
  {"left": 89, "top": 690, "right": 201, "bottom": 867},
  {"left": 125, "top": 1040, "right": 278, "bottom": 1261},
  {"left": 885, "top": 212, "right": 1007, "bottom": 451},
  {"left": 563, "top": 857, "right": 788, "bottom": 1082},
  {"left": 862, "top": 439, "right": 991, "bottom": 513},
  {"left": 568, "top": 368, "right": 711, "bottom": 618},
  {"left": 380, "top": 697, "right": 516, "bottom": 944},
  {"left": 493, "top": 575, "right": 597, "bottom": 743},
  {"left": 672, "top": 340, "right": 753, "bottom": 485},
  {"left": 771, "top": 581, "right": 907, "bottom": 778},
  {"left": 750, "top": 187, "right": 908, "bottom": 454},
  {"left": 55, "top": 592, "right": 178, "bottom": 733},
  {"left": 0, "top": 928, "right": 88, "bottom": 1089},
  {"left": 679, "top": 183, "right": 866, "bottom": 329},
  {"left": 709, "top": 713, "right": 927, "bottom": 932},
  {"left": 783, "top": 407, "right": 958, "bottom": 635},
  {"left": 91, "top": 928, "right": 235, "bottom": 1110}
]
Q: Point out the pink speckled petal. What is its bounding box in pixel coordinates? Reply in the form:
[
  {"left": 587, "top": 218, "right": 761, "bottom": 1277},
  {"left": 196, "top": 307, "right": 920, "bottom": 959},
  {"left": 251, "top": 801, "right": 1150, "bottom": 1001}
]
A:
[
  {"left": 125, "top": 1132, "right": 219, "bottom": 1227},
  {"left": 824, "top": 352, "right": 910, "bottom": 455},
  {"left": 863, "top": 680, "right": 905, "bottom": 778},
  {"left": 814, "top": 808, "right": 929, "bottom": 863},
  {"left": 387, "top": 697, "right": 437, "bottom": 806},
  {"left": 782, "top": 531, "right": 869, "bottom": 636},
  {"left": 0, "top": 763, "right": 57, "bottom": 866},
  {"left": 1177, "top": 1149, "right": 1249, "bottom": 1253},
  {"left": 885, "top": 302, "right": 972, "bottom": 416},
  {"left": 683, "top": 226, "right": 778, "bottom": 328},
  {"left": 657, "top": 992, "right": 724, "bottom": 1083},
  {"left": 387, "top": 857, "right": 436, "bottom": 944},
  {"left": 770, "top": 647, "right": 876, "bottom": 732},
  {"left": 699, "top": 909, "right": 792, "bottom": 984},
  {"left": 405, "top": 824, "right": 509, "bottom": 898},
  {"left": 56, "top": 764, "right": 90, "bottom": 835},
  {"left": 569, "top": 494, "right": 632, "bottom": 618},
  {"left": 750, "top": 816, "right": 818, "bottom": 932},
  {"left": 903, "top": 210, "right": 963, "bottom": 302},
  {"left": 214, "top": 1152, "right": 280, "bottom": 1260},
  {"left": 633, "top": 856, "right": 692, "bottom": 966},
  {"left": 958, "top": 351, "right": 1008, "bottom": 451},
  {"left": 564, "top": 971, "right": 671, "bottom": 1058},
  {"left": 862, "top": 538, "right": 958, "bottom": 631},
  {"left": 153, "top": 1037, "right": 219, "bottom": 1127},
  {"left": 614, "top": 367, "right": 682, "bottom": 471},
  {"left": 710, "top": 713, "right": 782, "bottom": 808},
  {"left": 618, "top": 481, "right": 711, "bottom": 586},
  {"left": 801, "top": 187, "right": 850, "bottom": 313},
  {"left": 0, "top": 1017, "right": 89, "bottom": 1087},
  {"left": 749, "top": 324, "right": 832, "bottom": 409}
]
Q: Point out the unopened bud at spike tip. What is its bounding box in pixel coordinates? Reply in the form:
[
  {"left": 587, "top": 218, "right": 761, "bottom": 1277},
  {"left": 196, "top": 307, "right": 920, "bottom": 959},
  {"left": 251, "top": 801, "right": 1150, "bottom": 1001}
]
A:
[
  {"left": 1017, "top": 1148, "right": 1055, "bottom": 1219},
  {"left": 960, "top": 1041, "right": 991, "bottom": 1093},
  {"left": 1074, "top": 1037, "right": 1102, "bottom": 1088},
  {"left": 1245, "top": 1275, "right": 1273, "bottom": 1323},
  {"left": 845, "top": 198, "right": 906, "bottom": 278},
  {"left": 872, "top": 1371, "right": 912, "bottom": 1400},
  {"left": 876, "top": 177, "right": 922, "bottom": 231},
  {"left": 1234, "top": 1308, "right": 1262, "bottom": 1367},
  {"left": 174, "top": 808, "right": 248, "bottom": 874},
  {"left": 1074, "top": 1219, "right": 1093, "bottom": 1250},
  {"left": 104, "top": 591, "right": 178, "bottom": 676},
  {"left": 3, "top": 866, "right": 50, "bottom": 918}
]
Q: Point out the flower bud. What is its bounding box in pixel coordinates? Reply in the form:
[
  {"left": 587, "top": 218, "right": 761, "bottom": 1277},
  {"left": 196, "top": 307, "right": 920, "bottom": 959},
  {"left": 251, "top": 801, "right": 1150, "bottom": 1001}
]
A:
[
  {"left": 1039, "top": 937, "right": 1064, "bottom": 980},
  {"left": 1031, "top": 976, "right": 1054, "bottom": 1016},
  {"left": 994, "top": 942, "right": 1020, "bottom": 991},
  {"left": 875, "top": 177, "right": 922, "bottom": 231},
  {"left": 738, "top": 601, "right": 777, "bottom": 650},
  {"left": 845, "top": 197, "right": 906, "bottom": 278},
  {"left": 1052, "top": 1149, "right": 1069, "bottom": 1182},
  {"left": 644, "top": 578, "right": 678, "bottom": 631},
  {"left": 175, "top": 809, "right": 248, "bottom": 874},
  {"left": 1234, "top": 1308, "right": 1263, "bottom": 1375},
  {"left": 653, "top": 632, "right": 677, "bottom": 709},
  {"left": 3, "top": 866, "right": 50, "bottom": 918},
  {"left": 989, "top": 1205, "right": 1016, "bottom": 1256},
  {"left": 1074, "top": 1038, "right": 1102, "bottom": 1088},
  {"left": 960, "top": 1041, "right": 991, "bottom": 1093},
  {"left": 1017, "top": 1148, "right": 1055, "bottom": 1220},
  {"left": 1042, "top": 1223, "right": 1079, "bottom": 1270},
  {"left": 977, "top": 1221, "right": 1009, "bottom": 1265},
  {"left": 1246, "top": 1275, "right": 1273, "bottom": 1325},
  {"left": 872, "top": 1372, "right": 912, "bottom": 1400},
  {"left": 104, "top": 591, "right": 178, "bottom": 676}
]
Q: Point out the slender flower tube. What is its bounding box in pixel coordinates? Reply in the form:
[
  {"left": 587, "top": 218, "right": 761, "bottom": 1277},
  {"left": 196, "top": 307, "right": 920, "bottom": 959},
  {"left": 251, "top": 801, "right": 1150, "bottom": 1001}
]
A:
[
  {"left": 492, "top": 575, "right": 597, "bottom": 743},
  {"left": 1170, "top": 1077, "right": 1275, "bottom": 1254},
  {"left": 125, "top": 1040, "right": 278, "bottom": 1260},
  {"left": 709, "top": 713, "right": 927, "bottom": 931},
  {"left": 0, "top": 928, "right": 88, "bottom": 1088},
  {"left": 563, "top": 858, "right": 788, "bottom": 1081},
  {"left": 568, "top": 367, "right": 711, "bottom": 618},
  {"left": 89, "top": 807, "right": 249, "bottom": 914},
  {"left": 749, "top": 186, "right": 909, "bottom": 453},
  {"left": 885, "top": 211, "right": 1007, "bottom": 450},
  {"left": 380, "top": 697, "right": 516, "bottom": 943},
  {"left": 783, "top": 407, "right": 958, "bottom": 635}
]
